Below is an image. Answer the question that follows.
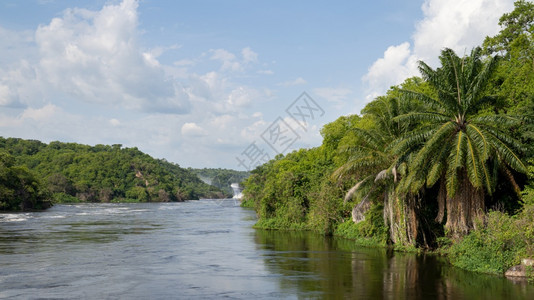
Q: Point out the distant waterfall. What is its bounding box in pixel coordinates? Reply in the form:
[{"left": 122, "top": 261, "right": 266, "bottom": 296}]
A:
[{"left": 230, "top": 183, "right": 243, "bottom": 200}]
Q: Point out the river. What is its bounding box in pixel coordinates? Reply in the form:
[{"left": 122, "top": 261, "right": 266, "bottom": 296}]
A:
[{"left": 1, "top": 200, "right": 533, "bottom": 299}]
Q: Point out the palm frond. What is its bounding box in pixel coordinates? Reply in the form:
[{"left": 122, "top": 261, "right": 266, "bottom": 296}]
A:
[
  {"left": 426, "top": 145, "right": 449, "bottom": 187},
  {"left": 393, "top": 112, "right": 450, "bottom": 124},
  {"left": 398, "top": 89, "right": 446, "bottom": 112},
  {"left": 350, "top": 127, "right": 387, "bottom": 151},
  {"left": 465, "top": 53, "right": 499, "bottom": 111},
  {"left": 391, "top": 126, "right": 437, "bottom": 156},
  {"left": 410, "top": 121, "right": 456, "bottom": 172},
  {"left": 445, "top": 162, "right": 460, "bottom": 198},
  {"left": 344, "top": 178, "right": 367, "bottom": 203},
  {"left": 485, "top": 132, "right": 527, "bottom": 173},
  {"left": 448, "top": 130, "right": 467, "bottom": 171},
  {"left": 471, "top": 114, "right": 525, "bottom": 127},
  {"left": 375, "top": 169, "right": 390, "bottom": 182},
  {"left": 442, "top": 48, "right": 464, "bottom": 108},
  {"left": 465, "top": 134, "right": 485, "bottom": 188},
  {"left": 466, "top": 124, "right": 489, "bottom": 160}
]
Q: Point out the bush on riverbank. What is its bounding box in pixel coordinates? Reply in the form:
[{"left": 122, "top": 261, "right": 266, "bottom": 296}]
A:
[
  {"left": 446, "top": 162, "right": 534, "bottom": 275},
  {"left": 446, "top": 205, "right": 534, "bottom": 275},
  {"left": 333, "top": 204, "right": 388, "bottom": 247}
]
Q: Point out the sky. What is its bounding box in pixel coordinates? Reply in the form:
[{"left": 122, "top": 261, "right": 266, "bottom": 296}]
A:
[{"left": 0, "top": 0, "right": 515, "bottom": 170}]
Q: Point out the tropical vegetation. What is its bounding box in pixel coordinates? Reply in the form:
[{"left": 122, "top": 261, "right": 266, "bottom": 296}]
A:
[{"left": 241, "top": 1, "right": 534, "bottom": 275}]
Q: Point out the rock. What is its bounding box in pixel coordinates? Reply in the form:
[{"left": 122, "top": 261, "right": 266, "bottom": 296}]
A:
[
  {"left": 505, "top": 264, "right": 526, "bottom": 277},
  {"left": 521, "top": 258, "right": 534, "bottom": 267}
]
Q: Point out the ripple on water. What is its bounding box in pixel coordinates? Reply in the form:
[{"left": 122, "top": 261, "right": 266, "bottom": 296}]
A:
[{"left": 0, "top": 213, "right": 32, "bottom": 223}]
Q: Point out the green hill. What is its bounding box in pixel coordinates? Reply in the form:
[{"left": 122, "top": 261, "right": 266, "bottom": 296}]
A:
[{"left": 0, "top": 137, "right": 225, "bottom": 210}]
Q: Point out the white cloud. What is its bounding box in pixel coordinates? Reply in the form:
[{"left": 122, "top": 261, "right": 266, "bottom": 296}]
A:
[
  {"left": 257, "top": 69, "right": 274, "bottom": 75},
  {"left": 279, "top": 77, "right": 307, "bottom": 86},
  {"left": 362, "top": 42, "right": 418, "bottom": 101},
  {"left": 413, "top": 0, "right": 511, "bottom": 62},
  {"left": 227, "top": 86, "right": 260, "bottom": 107},
  {"left": 0, "top": 84, "right": 11, "bottom": 106},
  {"left": 109, "top": 118, "right": 121, "bottom": 126},
  {"left": 210, "top": 48, "right": 242, "bottom": 72},
  {"left": 0, "top": 0, "right": 190, "bottom": 113},
  {"left": 0, "top": 104, "right": 80, "bottom": 138},
  {"left": 362, "top": 0, "right": 514, "bottom": 101},
  {"left": 210, "top": 47, "right": 259, "bottom": 72},
  {"left": 181, "top": 122, "right": 208, "bottom": 137},
  {"left": 242, "top": 47, "right": 258, "bottom": 63},
  {"left": 20, "top": 103, "right": 59, "bottom": 121}
]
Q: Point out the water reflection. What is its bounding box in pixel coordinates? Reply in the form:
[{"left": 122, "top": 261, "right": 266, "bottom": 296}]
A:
[{"left": 254, "top": 230, "right": 534, "bottom": 300}]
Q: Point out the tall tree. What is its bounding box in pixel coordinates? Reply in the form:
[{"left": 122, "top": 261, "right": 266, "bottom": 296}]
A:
[
  {"left": 333, "top": 94, "right": 420, "bottom": 246},
  {"left": 483, "top": 0, "right": 534, "bottom": 56},
  {"left": 484, "top": 0, "right": 534, "bottom": 154},
  {"left": 395, "top": 47, "right": 528, "bottom": 237}
]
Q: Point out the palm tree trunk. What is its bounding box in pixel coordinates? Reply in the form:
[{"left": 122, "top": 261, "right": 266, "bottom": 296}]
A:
[
  {"left": 436, "top": 179, "right": 447, "bottom": 223},
  {"left": 445, "top": 173, "right": 485, "bottom": 238},
  {"left": 384, "top": 189, "right": 418, "bottom": 246}
]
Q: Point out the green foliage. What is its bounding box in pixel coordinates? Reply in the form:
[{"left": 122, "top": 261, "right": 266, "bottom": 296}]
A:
[
  {"left": 483, "top": 0, "right": 534, "bottom": 55},
  {"left": 394, "top": 47, "right": 530, "bottom": 237},
  {"left": 447, "top": 207, "right": 534, "bottom": 275},
  {"left": 52, "top": 192, "right": 79, "bottom": 203},
  {"left": 483, "top": 0, "right": 534, "bottom": 157},
  {"left": 522, "top": 159, "right": 534, "bottom": 205},
  {"left": 334, "top": 203, "right": 389, "bottom": 247},
  {"left": 242, "top": 127, "right": 347, "bottom": 234},
  {"left": 307, "top": 179, "right": 346, "bottom": 234},
  {"left": 0, "top": 151, "right": 51, "bottom": 211},
  {"left": 0, "top": 137, "right": 224, "bottom": 205},
  {"left": 397, "top": 47, "right": 525, "bottom": 195}
]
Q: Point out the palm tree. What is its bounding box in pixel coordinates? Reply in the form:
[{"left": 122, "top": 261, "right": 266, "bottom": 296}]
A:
[
  {"left": 333, "top": 95, "right": 420, "bottom": 246},
  {"left": 395, "top": 47, "right": 528, "bottom": 237}
]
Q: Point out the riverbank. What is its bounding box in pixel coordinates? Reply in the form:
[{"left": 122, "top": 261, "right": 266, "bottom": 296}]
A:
[{"left": 246, "top": 200, "right": 534, "bottom": 280}]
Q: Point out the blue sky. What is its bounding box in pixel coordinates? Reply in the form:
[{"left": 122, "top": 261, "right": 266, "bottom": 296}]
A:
[{"left": 0, "top": 0, "right": 514, "bottom": 169}]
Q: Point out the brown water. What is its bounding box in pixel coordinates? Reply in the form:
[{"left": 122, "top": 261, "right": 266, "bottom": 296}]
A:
[{"left": 0, "top": 200, "right": 533, "bottom": 299}]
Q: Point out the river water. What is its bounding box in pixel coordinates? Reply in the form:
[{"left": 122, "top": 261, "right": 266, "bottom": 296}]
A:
[{"left": 1, "top": 200, "right": 533, "bottom": 299}]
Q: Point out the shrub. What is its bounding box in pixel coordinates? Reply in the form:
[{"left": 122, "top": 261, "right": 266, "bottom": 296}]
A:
[
  {"left": 447, "top": 208, "right": 534, "bottom": 275},
  {"left": 334, "top": 203, "right": 388, "bottom": 247}
]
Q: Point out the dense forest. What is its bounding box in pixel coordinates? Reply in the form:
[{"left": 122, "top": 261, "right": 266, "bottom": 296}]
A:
[
  {"left": 0, "top": 137, "right": 225, "bottom": 210},
  {"left": 190, "top": 168, "right": 250, "bottom": 196},
  {"left": 241, "top": 1, "right": 534, "bottom": 276}
]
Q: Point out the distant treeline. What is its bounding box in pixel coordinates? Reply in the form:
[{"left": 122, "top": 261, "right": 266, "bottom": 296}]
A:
[{"left": 0, "top": 137, "right": 225, "bottom": 210}]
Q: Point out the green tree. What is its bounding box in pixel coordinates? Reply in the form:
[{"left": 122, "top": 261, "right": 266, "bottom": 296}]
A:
[
  {"left": 333, "top": 93, "right": 421, "bottom": 246},
  {"left": 483, "top": 0, "right": 534, "bottom": 158},
  {"left": 483, "top": 0, "right": 534, "bottom": 56},
  {"left": 396, "top": 47, "right": 528, "bottom": 237},
  {"left": 0, "top": 151, "right": 51, "bottom": 210}
]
